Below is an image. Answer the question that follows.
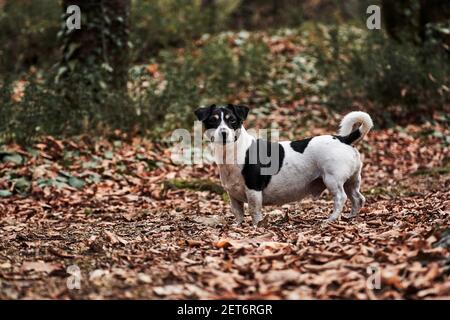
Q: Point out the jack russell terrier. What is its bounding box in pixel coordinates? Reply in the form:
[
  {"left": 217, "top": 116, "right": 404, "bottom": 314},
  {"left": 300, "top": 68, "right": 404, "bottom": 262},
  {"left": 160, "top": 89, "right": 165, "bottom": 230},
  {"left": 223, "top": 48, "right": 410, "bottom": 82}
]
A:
[{"left": 195, "top": 104, "right": 373, "bottom": 226}]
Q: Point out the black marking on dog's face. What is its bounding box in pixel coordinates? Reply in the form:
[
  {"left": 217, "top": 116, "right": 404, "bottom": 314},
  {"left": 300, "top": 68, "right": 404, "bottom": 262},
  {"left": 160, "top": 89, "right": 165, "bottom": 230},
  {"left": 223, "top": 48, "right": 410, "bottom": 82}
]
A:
[
  {"left": 333, "top": 128, "right": 361, "bottom": 145},
  {"left": 290, "top": 138, "right": 312, "bottom": 154},
  {"left": 194, "top": 104, "right": 215, "bottom": 122},
  {"left": 227, "top": 104, "right": 249, "bottom": 124},
  {"left": 203, "top": 107, "right": 222, "bottom": 130},
  {"left": 194, "top": 104, "right": 249, "bottom": 144},
  {"left": 241, "top": 139, "right": 285, "bottom": 191},
  {"left": 194, "top": 104, "right": 248, "bottom": 129},
  {"left": 221, "top": 106, "right": 241, "bottom": 130}
]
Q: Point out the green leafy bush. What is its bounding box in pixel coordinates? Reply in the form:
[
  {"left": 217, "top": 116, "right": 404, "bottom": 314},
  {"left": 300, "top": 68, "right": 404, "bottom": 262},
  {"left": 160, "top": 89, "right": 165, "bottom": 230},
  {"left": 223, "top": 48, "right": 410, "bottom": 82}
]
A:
[
  {"left": 0, "top": 74, "right": 134, "bottom": 144},
  {"left": 314, "top": 25, "right": 450, "bottom": 126},
  {"left": 1, "top": 33, "right": 271, "bottom": 143},
  {"left": 0, "top": 0, "right": 60, "bottom": 75},
  {"left": 130, "top": 0, "right": 241, "bottom": 62},
  {"left": 134, "top": 33, "right": 271, "bottom": 132}
]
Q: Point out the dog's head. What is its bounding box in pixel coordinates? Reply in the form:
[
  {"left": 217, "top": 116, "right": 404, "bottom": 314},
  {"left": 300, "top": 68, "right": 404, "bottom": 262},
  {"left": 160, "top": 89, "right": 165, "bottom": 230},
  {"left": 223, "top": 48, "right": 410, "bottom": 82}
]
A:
[{"left": 195, "top": 104, "right": 249, "bottom": 145}]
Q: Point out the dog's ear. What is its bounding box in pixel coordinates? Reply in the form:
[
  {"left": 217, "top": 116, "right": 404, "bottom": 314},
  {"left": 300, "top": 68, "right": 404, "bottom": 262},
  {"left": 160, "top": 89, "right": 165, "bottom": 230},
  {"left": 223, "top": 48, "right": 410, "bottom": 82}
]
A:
[
  {"left": 227, "top": 104, "right": 249, "bottom": 121},
  {"left": 194, "top": 104, "right": 215, "bottom": 121}
]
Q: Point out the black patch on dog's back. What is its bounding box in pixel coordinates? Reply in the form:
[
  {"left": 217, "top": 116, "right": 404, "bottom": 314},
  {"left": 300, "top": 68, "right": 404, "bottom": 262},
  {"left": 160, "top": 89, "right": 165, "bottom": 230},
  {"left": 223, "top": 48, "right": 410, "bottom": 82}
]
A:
[
  {"left": 290, "top": 138, "right": 312, "bottom": 154},
  {"left": 333, "top": 129, "right": 361, "bottom": 145},
  {"left": 242, "top": 139, "right": 285, "bottom": 191}
]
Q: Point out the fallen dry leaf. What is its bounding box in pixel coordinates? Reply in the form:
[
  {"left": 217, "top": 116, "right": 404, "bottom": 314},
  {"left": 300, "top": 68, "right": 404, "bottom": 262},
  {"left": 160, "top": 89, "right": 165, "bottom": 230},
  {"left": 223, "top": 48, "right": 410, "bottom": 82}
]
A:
[
  {"left": 0, "top": 105, "right": 448, "bottom": 300},
  {"left": 21, "top": 261, "right": 61, "bottom": 274}
]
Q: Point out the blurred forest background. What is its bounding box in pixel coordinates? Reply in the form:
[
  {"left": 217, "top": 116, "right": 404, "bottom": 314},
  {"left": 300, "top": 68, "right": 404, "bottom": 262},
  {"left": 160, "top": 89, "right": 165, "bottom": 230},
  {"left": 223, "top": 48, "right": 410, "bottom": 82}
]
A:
[
  {"left": 0, "top": 0, "right": 449, "bottom": 143},
  {"left": 1, "top": 1, "right": 450, "bottom": 300}
]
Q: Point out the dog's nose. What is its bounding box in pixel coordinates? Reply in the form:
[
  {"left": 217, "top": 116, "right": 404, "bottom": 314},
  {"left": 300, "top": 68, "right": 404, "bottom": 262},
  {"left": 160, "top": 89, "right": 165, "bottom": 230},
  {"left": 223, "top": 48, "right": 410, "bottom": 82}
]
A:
[{"left": 221, "top": 131, "right": 227, "bottom": 141}]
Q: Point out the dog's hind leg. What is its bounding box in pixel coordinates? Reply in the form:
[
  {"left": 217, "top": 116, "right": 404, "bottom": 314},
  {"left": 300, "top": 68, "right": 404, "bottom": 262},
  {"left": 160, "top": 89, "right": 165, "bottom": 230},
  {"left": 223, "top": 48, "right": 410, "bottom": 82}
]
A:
[
  {"left": 245, "top": 189, "right": 263, "bottom": 226},
  {"left": 323, "top": 175, "right": 347, "bottom": 222},
  {"left": 230, "top": 196, "right": 244, "bottom": 225},
  {"left": 344, "top": 172, "right": 365, "bottom": 218}
]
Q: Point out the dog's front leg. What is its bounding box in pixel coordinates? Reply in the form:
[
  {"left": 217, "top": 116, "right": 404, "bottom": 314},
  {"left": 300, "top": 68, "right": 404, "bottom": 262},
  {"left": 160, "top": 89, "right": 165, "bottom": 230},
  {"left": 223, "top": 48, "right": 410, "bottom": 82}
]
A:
[
  {"left": 229, "top": 196, "right": 244, "bottom": 225},
  {"left": 245, "top": 189, "right": 263, "bottom": 226}
]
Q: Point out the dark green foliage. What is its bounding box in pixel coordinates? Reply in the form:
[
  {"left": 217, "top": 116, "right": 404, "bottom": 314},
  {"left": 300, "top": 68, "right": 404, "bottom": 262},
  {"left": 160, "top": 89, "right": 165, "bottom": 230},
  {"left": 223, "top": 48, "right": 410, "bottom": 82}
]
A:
[
  {"left": 130, "top": 0, "right": 240, "bottom": 61},
  {"left": 0, "top": 0, "right": 60, "bottom": 75},
  {"left": 315, "top": 26, "right": 450, "bottom": 126},
  {"left": 135, "top": 35, "right": 271, "bottom": 132},
  {"left": 164, "top": 178, "right": 225, "bottom": 195},
  {"left": 0, "top": 0, "right": 449, "bottom": 142},
  {"left": 0, "top": 34, "right": 271, "bottom": 143},
  {"left": 58, "top": 0, "right": 130, "bottom": 90},
  {"left": 0, "top": 74, "right": 134, "bottom": 144}
]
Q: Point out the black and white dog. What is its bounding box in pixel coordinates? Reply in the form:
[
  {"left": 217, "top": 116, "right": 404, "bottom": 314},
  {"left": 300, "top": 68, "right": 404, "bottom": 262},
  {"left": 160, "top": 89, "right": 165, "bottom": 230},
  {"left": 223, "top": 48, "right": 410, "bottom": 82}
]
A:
[{"left": 195, "top": 104, "right": 373, "bottom": 226}]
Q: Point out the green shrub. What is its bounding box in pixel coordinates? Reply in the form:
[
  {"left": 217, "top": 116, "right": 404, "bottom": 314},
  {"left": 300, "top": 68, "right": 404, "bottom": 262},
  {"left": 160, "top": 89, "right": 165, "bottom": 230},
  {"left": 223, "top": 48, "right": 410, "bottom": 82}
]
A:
[
  {"left": 314, "top": 25, "right": 450, "bottom": 126},
  {"left": 0, "top": 73, "right": 134, "bottom": 144},
  {"left": 1, "top": 33, "right": 271, "bottom": 143},
  {"left": 135, "top": 33, "right": 271, "bottom": 132},
  {"left": 130, "top": 0, "right": 240, "bottom": 62},
  {"left": 0, "top": 0, "right": 60, "bottom": 75}
]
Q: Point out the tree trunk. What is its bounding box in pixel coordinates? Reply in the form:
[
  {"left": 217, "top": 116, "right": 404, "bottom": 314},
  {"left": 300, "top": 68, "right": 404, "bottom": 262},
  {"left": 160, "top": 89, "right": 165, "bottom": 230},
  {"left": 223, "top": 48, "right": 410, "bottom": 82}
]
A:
[{"left": 59, "top": 0, "right": 130, "bottom": 90}]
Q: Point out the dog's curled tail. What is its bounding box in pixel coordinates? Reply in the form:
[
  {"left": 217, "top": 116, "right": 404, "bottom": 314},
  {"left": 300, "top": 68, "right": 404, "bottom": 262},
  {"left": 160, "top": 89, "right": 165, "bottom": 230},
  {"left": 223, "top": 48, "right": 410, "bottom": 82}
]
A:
[{"left": 338, "top": 111, "right": 373, "bottom": 145}]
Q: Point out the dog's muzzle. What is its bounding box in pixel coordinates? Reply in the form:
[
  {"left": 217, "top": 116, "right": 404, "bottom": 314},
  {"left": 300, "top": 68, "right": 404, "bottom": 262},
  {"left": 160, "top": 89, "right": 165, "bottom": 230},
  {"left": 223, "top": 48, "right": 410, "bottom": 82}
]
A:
[
  {"left": 234, "top": 128, "right": 241, "bottom": 142},
  {"left": 221, "top": 131, "right": 227, "bottom": 144}
]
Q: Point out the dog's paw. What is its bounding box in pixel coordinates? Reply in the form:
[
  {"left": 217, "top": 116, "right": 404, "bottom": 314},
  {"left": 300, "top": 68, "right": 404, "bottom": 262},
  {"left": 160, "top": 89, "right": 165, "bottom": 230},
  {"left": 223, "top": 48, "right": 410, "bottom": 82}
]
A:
[
  {"left": 255, "top": 215, "right": 269, "bottom": 228},
  {"left": 321, "top": 218, "right": 337, "bottom": 228},
  {"left": 252, "top": 213, "right": 264, "bottom": 227},
  {"left": 342, "top": 212, "right": 357, "bottom": 219},
  {"left": 325, "top": 213, "right": 341, "bottom": 223}
]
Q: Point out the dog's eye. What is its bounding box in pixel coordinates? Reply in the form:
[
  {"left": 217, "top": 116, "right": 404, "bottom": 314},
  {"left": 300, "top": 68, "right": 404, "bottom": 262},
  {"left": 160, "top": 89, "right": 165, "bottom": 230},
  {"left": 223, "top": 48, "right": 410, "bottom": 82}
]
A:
[
  {"left": 209, "top": 115, "right": 219, "bottom": 122},
  {"left": 229, "top": 118, "right": 236, "bottom": 124}
]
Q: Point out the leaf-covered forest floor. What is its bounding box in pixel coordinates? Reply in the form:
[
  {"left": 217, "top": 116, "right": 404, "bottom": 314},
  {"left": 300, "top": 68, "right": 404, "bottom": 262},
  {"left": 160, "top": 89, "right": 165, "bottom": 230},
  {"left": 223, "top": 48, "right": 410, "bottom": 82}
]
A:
[{"left": 0, "top": 104, "right": 449, "bottom": 300}]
